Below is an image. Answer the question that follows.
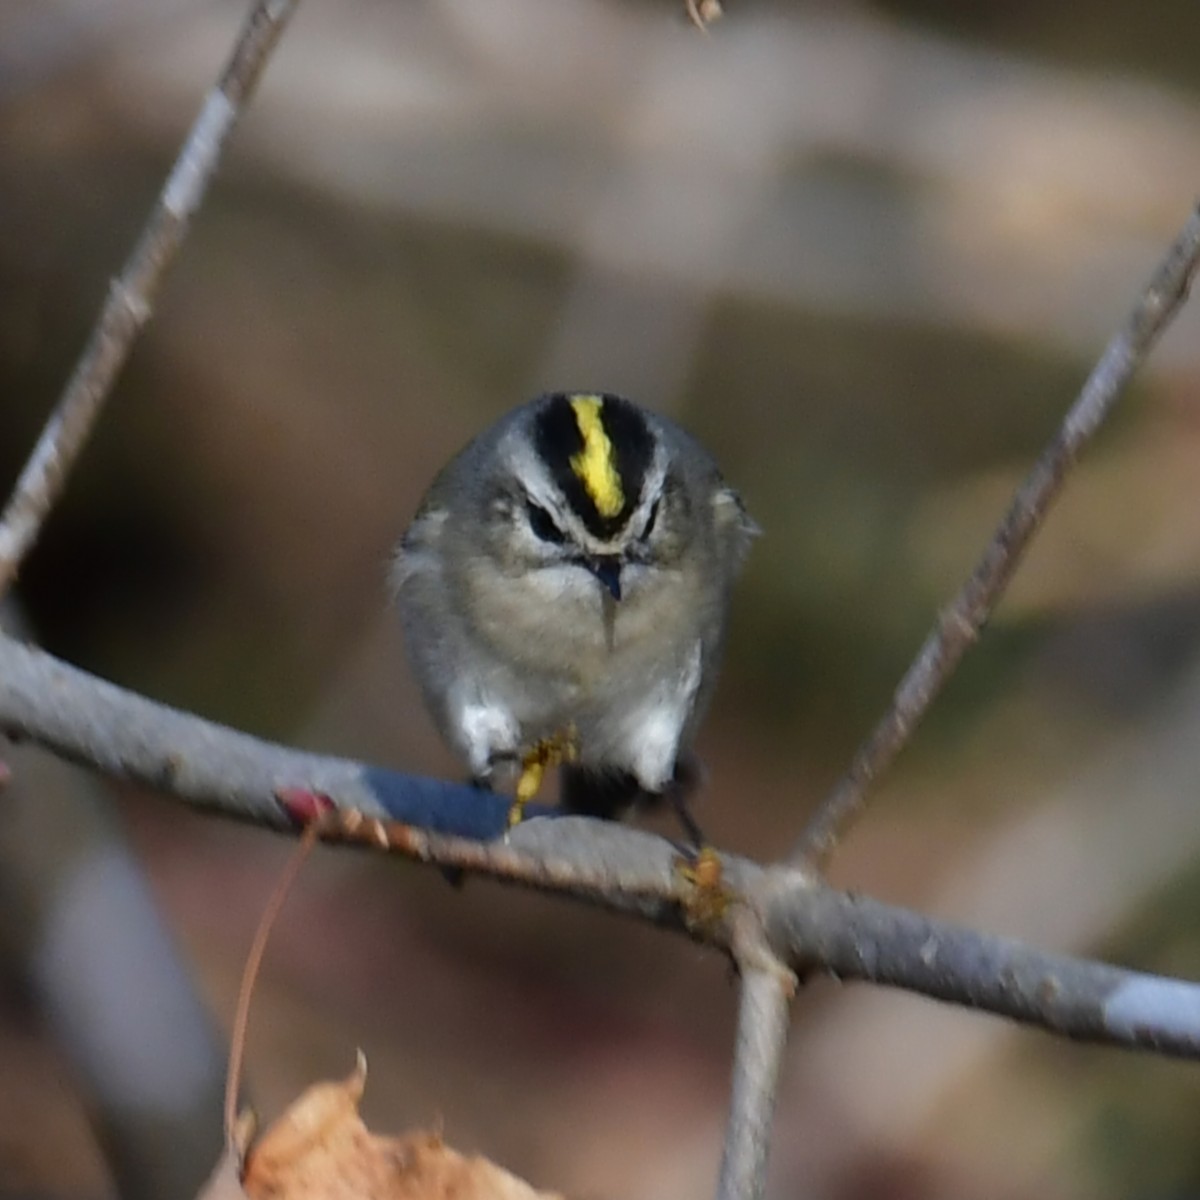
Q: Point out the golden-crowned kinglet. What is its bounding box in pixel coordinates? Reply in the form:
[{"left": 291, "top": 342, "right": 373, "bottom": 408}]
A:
[{"left": 392, "top": 392, "right": 757, "bottom": 833}]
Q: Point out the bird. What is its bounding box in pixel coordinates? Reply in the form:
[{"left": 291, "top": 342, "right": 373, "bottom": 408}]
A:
[{"left": 391, "top": 391, "right": 757, "bottom": 839}]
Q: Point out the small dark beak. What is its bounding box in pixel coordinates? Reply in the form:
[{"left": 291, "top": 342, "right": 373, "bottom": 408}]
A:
[{"left": 587, "top": 556, "right": 623, "bottom": 601}]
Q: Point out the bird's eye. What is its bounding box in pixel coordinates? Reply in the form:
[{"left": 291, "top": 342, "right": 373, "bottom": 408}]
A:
[
  {"left": 526, "top": 501, "right": 566, "bottom": 544},
  {"left": 642, "top": 498, "right": 660, "bottom": 541}
]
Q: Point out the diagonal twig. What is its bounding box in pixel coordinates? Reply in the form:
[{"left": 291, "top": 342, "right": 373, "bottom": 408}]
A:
[
  {"left": 0, "top": 0, "right": 300, "bottom": 598},
  {"left": 794, "top": 204, "right": 1200, "bottom": 870}
]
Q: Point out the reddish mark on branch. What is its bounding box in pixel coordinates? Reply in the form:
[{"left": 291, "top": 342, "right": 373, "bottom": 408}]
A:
[{"left": 275, "top": 786, "right": 336, "bottom": 825}]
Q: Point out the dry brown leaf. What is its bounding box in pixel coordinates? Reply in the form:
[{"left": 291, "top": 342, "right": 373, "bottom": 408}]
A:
[
  {"left": 240, "top": 1057, "right": 562, "bottom": 1200},
  {"left": 685, "top": 0, "right": 723, "bottom": 30}
]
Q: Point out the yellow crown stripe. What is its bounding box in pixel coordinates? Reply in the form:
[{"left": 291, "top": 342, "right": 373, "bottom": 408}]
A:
[{"left": 568, "top": 395, "right": 624, "bottom": 517}]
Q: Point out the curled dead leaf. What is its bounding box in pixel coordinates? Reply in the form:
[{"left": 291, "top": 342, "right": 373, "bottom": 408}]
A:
[{"left": 230, "top": 1057, "right": 562, "bottom": 1200}]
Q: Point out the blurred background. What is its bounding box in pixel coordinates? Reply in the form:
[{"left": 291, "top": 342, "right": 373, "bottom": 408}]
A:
[{"left": 2, "top": 0, "right": 1200, "bottom": 1196}]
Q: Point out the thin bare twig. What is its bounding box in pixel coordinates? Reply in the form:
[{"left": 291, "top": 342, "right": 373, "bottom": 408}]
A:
[
  {"left": 795, "top": 204, "right": 1200, "bottom": 869},
  {"left": 3, "top": 629, "right": 1200, "bottom": 1059},
  {"left": 225, "top": 823, "right": 317, "bottom": 1145},
  {"left": 0, "top": 0, "right": 299, "bottom": 598},
  {"left": 716, "top": 916, "right": 795, "bottom": 1200}
]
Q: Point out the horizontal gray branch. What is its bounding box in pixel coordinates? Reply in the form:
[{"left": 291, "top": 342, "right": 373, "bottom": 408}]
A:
[
  {"left": 771, "top": 882, "right": 1200, "bottom": 1058},
  {"left": 1, "top": 631, "right": 1197, "bottom": 1058}
]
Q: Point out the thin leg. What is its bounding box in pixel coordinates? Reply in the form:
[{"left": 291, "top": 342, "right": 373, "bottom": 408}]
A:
[
  {"left": 668, "top": 784, "right": 707, "bottom": 852},
  {"left": 666, "top": 756, "right": 707, "bottom": 853},
  {"left": 508, "top": 729, "right": 579, "bottom": 831}
]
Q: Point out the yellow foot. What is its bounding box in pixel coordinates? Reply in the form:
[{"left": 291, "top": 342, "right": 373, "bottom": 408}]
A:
[
  {"left": 675, "top": 846, "right": 735, "bottom": 929},
  {"left": 507, "top": 728, "right": 579, "bottom": 830}
]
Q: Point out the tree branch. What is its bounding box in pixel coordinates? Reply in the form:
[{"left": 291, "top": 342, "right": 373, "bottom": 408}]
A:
[
  {"left": 769, "top": 880, "right": 1200, "bottom": 1058},
  {"left": 0, "top": 0, "right": 300, "bottom": 598},
  {"left": 0, "top": 633, "right": 743, "bottom": 936},
  {"left": 794, "top": 203, "right": 1200, "bottom": 869},
  {"left": 716, "top": 918, "right": 795, "bottom": 1200},
  {"left": 3, "top": 630, "right": 1200, "bottom": 1061}
]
